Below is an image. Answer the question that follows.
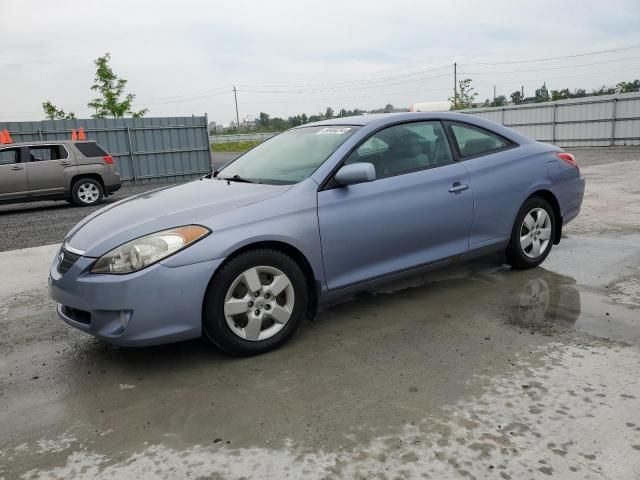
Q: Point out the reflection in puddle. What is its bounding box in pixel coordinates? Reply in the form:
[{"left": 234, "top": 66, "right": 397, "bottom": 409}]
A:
[
  {"left": 512, "top": 274, "right": 581, "bottom": 334},
  {"left": 354, "top": 256, "right": 638, "bottom": 344}
]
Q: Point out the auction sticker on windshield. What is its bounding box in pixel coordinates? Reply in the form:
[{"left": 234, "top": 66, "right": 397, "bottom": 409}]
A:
[{"left": 316, "top": 127, "right": 352, "bottom": 135}]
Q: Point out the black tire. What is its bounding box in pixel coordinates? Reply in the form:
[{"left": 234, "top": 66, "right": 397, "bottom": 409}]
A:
[
  {"left": 506, "top": 196, "right": 556, "bottom": 270},
  {"left": 71, "top": 178, "right": 104, "bottom": 206},
  {"left": 203, "top": 249, "right": 309, "bottom": 356}
]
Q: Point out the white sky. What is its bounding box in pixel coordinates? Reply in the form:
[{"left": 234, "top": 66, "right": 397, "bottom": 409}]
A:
[{"left": 1, "top": 0, "right": 640, "bottom": 124}]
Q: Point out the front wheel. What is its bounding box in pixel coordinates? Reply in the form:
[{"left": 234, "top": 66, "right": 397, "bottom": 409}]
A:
[
  {"left": 506, "top": 196, "right": 556, "bottom": 270},
  {"left": 203, "top": 249, "right": 309, "bottom": 356}
]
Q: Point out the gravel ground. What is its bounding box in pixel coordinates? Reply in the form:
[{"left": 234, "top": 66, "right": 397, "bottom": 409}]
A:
[{"left": 568, "top": 146, "right": 640, "bottom": 167}]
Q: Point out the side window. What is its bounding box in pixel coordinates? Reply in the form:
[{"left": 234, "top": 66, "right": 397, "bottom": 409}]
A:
[
  {"left": 344, "top": 121, "right": 453, "bottom": 178},
  {"left": 0, "top": 148, "right": 19, "bottom": 165},
  {"left": 28, "top": 145, "right": 67, "bottom": 162},
  {"left": 449, "top": 123, "right": 511, "bottom": 157}
]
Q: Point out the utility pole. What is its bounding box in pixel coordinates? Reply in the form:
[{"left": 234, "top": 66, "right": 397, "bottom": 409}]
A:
[
  {"left": 453, "top": 63, "right": 457, "bottom": 108},
  {"left": 493, "top": 85, "right": 496, "bottom": 103},
  {"left": 521, "top": 85, "right": 524, "bottom": 99},
  {"left": 233, "top": 86, "right": 240, "bottom": 131}
]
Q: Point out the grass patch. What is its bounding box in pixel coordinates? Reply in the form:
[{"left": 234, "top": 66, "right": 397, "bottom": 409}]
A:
[{"left": 211, "top": 140, "right": 262, "bottom": 152}]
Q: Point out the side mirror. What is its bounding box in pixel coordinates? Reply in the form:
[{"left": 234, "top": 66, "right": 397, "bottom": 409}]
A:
[{"left": 334, "top": 163, "right": 376, "bottom": 186}]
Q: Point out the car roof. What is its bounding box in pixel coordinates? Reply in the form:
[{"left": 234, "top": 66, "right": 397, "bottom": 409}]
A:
[
  {"left": 300, "top": 111, "right": 534, "bottom": 144},
  {"left": 301, "top": 112, "right": 477, "bottom": 127},
  {"left": 0, "top": 140, "right": 96, "bottom": 147}
]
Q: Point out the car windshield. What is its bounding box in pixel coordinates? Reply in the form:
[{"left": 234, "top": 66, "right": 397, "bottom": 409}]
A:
[{"left": 218, "top": 125, "right": 359, "bottom": 184}]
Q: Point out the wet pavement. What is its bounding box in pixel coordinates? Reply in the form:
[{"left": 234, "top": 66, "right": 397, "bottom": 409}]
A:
[{"left": 1, "top": 156, "right": 640, "bottom": 479}]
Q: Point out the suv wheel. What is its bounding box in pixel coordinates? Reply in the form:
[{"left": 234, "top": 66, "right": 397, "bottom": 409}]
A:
[
  {"left": 203, "top": 249, "right": 309, "bottom": 356},
  {"left": 71, "top": 178, "right": 104, "bottom": 206}
]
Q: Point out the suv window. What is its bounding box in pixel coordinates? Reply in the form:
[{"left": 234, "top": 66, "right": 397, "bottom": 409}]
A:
[
  {"left": 74, "top": 142, "right": 108, "bottom": 157},
  {"left": 28, "top": 145, "right": 68, "bottom": 162},
  {"left": 0, "top": 148, "right": 19, "bottom": 165},
  {"left": 448, "top": 122, "right": 511, "bottom": 157},
  {"left": 345, "top": 121, "right": 453, "bottom": 178}
]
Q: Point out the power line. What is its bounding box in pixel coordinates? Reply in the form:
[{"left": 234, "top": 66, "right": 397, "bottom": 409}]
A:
[
  {"left": 240, "top": 72, "right": 451, "bottom": 95},
  {"left": 137, "top": 85, "right": 232, "bottom": 103},
  {"left": 460, "top": 55, "right": 640, "bottom": 75},
  {"left": 463, "top": 44, "right": 640, "bottom": 66},
  {"left": 237, "top": 64, "right": 452, "bottom": 89},
  {"left": 239, "top": 85, "right": 452, "bottom": 105},
  {"left": 475, "top": 65, "right": 640, "bottom": 88}
]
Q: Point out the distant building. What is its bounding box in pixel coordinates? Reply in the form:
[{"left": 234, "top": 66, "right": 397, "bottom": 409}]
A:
[
  {"left": 208, "top": 121, "right": 223, "bottom": 133},
  {"left": 535, "top": 82, "right": 550, "bottom": 102}
]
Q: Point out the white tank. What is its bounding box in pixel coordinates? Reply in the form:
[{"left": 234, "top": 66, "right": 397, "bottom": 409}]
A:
[{"left": 409, "top": 101, "right": 451, "bottom": 112}]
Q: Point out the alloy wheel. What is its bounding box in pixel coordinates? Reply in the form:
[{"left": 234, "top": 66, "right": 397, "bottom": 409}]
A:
[
  {"left": 520, "top": 207, "right": 552, "bottom": 259},
  {"left": 77, "top": 183, "right": 100, "bottom": 204}
]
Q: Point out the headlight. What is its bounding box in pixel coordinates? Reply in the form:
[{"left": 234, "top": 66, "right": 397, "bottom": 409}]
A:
[{"left": 91, "top": 225, "right": 210, "bottom": 274}]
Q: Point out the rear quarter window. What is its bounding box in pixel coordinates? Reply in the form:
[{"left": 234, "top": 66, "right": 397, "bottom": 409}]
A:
[
  {"left": 75, "top": 142, "right": 109, "bottom": 157},
  {"left": 448, "top": 122, "right": 513, "bottom": 158}
]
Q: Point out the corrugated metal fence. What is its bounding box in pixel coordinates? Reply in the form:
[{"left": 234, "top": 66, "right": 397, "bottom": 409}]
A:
[
  {"left": 0, "top": 116, "right": 212, "bottom": 183},
  {"left": 462, "top": 91, "right": 640, "bottom": 147}
]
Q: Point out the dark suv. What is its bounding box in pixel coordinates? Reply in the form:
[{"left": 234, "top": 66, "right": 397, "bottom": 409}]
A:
[{"left": 0, "top": 140, "right": 121, "bottom": 206}]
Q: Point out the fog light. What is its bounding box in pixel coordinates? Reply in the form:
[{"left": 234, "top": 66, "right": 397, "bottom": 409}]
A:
[{"left": 111, "top": 310, "right": 133, "bottom": 335}]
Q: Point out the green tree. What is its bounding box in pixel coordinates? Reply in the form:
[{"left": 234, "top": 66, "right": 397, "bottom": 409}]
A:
[
  {"left": 324, "top": 107, "right": 334, "bottom": 119},
  {"left": 258, "top": 112, "right": 270, "bottom": 128},
  {"left": 490, "top": 95, "right": 507, "bottom": 107},
  {"left": 592, "top": 85, "right": 616, "bottom": 96},
  {"left": 550, "top": 88, "right": 570, "bottom": 101},
  {"left": 449, "top": 78, "right": 477, "bottom": 110},
  {"left": 87, "top": 53, "right": 148, "bottom": 118},
  {"left": 616, "top": 79, "right": 640, "bottom": 93},
  {"left": 510, "top": 91, "right": 523, "bottom": 105},
  {"left": 42, "top": 101, "right": 76, "bottom": 120}
]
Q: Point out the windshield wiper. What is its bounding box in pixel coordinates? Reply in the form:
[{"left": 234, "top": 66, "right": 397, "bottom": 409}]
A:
[{"left": 219, "top": 175, "right": 256, "bottom": 184}]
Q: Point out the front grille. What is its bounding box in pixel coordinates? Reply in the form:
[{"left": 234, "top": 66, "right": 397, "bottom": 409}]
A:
[{"left": 58, "top": 249, "right": 82, "bottom": 274}]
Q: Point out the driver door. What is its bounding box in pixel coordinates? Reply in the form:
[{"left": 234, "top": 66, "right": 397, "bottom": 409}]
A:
[{"left": 317, "top": 121, "right": 473, "bottom": 291}]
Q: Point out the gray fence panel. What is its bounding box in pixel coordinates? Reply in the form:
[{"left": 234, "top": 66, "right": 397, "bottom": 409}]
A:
[
  {"left": 461, "top": 91, "right": 640, "bottom": 146},
  {"left": 0, "top": 116, "right": 212, "bottom": 184}
]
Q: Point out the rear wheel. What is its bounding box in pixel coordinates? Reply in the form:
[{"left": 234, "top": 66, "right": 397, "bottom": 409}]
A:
[
  {"left": 203, "top": 249, "right": 308, "bottom": 356},
  {"left": 71, "top": 178, "right": 103, "bottom": 206},
  {"left": 506, "top": 196, "right": 556, "bottom": 269}
]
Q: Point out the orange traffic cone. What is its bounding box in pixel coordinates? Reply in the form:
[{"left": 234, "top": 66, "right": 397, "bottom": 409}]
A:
[
  {"left": 78, "top": 127, "right": 86, "bottom": 140},
  {"left": 1, "top": 129, "right": 12, "bottom": 144},
  {"left": 71, "top": 129, "right": 78, "bottom": 141}
]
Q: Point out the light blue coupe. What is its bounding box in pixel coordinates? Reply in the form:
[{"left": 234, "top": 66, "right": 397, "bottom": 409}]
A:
[{"left": 49, "top": 112, "right": 585, "bottom": 355}]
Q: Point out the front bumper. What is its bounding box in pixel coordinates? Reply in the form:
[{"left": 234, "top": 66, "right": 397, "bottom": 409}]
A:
[{"left": 49, "top": 247, "right": 225, "bottom": 346}]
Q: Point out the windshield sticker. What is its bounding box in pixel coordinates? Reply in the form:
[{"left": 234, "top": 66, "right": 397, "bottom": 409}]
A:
[{"left": 316, "top": 127, "right": 351, "bottom": 135}]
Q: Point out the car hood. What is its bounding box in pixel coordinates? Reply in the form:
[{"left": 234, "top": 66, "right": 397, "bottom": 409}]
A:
[{"left": 66, "top": 179, "right": 291, "bottom": 257}]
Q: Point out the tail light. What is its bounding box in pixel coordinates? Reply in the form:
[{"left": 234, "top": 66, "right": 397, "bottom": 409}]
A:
[
  {"left": 556, "top": 152, "right": 578, "bottom": 169},
  {"left": 103, "top": 155, "right": 114, "bottom": 165}
]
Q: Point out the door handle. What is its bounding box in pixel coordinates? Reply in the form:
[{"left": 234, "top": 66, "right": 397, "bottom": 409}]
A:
[
  {"left": 10, "top": 165, "right": 24, "bottom": 170},
  {"left": 448, "top": 182, "right": 469, "bottom": 193},
  {"left": 59, "top": 161, "right": 71, "bottom": 166}
]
